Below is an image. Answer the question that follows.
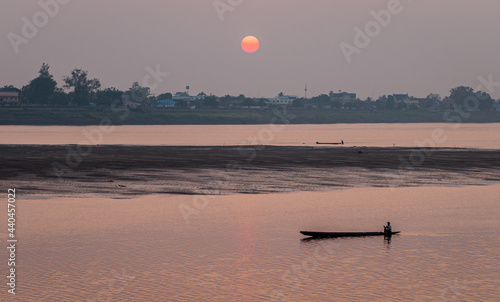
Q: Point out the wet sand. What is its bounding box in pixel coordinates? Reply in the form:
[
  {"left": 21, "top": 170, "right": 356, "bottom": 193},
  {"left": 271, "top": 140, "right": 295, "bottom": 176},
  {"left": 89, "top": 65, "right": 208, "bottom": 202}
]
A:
[{"left": 2, "top": 145, "right": 500, "bottom": 196}]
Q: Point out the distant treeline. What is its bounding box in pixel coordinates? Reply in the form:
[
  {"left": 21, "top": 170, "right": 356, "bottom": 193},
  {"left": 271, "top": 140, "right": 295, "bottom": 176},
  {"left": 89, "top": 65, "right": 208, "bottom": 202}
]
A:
[
  {"left": 2, "top": 109, "right": 500, "bottom": 126},
  {"left": 1, "top": 63, "right": 499, "bottom": 112}
]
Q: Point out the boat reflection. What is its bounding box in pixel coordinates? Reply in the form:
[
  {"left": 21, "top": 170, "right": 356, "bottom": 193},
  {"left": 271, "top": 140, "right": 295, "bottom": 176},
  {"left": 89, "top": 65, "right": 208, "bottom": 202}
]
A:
[{"left": 300, "top": 234, "right": 399, "bottom": 243}]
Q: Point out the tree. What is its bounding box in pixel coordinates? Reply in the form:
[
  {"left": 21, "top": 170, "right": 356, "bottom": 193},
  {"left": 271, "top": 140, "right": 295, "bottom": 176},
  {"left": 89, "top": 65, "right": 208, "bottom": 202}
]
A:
[
  {"left": 421, "top": 94, "right": 440, "bottom": 110},
  {"left": 449, "top": 86, "right": 474, "bottom": 109},
  {"left": 242, "top": 98, "right": 256, "bottom": 107},
  {"left": 427, "top": 93, "right": 441, "bottom": 102},
  {"left": 386, "top": 95, "right": 396, "bottom": 110},
  {"left": 258, "top": 98, "right": 268, "bottom": 108},
  {"left": 449, "top": 86, "right": 495, "bottom": 111},
  {"left": 0, "top": 85, "right": 21, "bottom": 92},
  {"left": 375, "top": 95, "right": 387, "bottom": 110},
  {"left": 331, "top": 100, "right": 342, "bottom": 109},
  {"left": 408, "top": 103, "right": 419, "bottom": 111},
  {"left": 218, "top": 95, "right": 234, "bottom": 108},
  {"left": 397, "top": 100, "right": 407, "bottom": 111},
  {"left": 49, "top": 90, "right": 70, "bottom": 106},
  {"left": 64, "top": 69, "right": 101, "bottom": 106},
  {"left": 124, "top": 82, "right": 150, "bottom": 103},
  {"left": 344, "top": 100, "right": 355, "bottom": 109},
  {"left": 310, "top": 94, "right": 331, "bottom": 108},
  {"left": 476, "top": 91, "right": 495, "bottom": 111},
  {"left": 292, "top": 98, "right": 304, "bottom": 108},
  {"left": 203, "top": 96, "right": 219, "bottom": 108},
  {"left": 175, "top": 99, "right": 188, "bottom": 108},
  {"left": 95, "top": 88, "right": 124, "bottom": 106},
  {"left": 24, "top": 63, "right": 58, "bottom": 104},
  {"left": 157, "top": 92, "right": 173, "bottom": 100},
  {"left": 354, "top": 99, "right": 367, "bottom": 110},
  {"left": 364, "top": 97, "right": 375, "bottom": 111}
]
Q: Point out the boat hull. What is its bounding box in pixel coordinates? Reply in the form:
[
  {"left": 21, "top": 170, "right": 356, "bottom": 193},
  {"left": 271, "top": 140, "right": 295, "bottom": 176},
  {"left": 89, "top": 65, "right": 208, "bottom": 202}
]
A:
[
  {"left": 300, "top": 231, "right": 400, "bottom": 238},
  {"left": 316, "top": 142, "right": 342, "bottom": 145}
]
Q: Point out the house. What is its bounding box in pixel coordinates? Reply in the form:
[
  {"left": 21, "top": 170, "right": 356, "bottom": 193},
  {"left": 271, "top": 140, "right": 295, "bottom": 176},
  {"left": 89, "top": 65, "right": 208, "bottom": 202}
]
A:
[
  {"left": 405, "top": 97, "right": 427, "bottom": 107},
  {"left": 189, "top": 95, "right": 205, "bottom": 101},
  {"left": 0, "top": 92, "right": 20, "bottom": 104},
  {"left": 173, "top": 92, "right": 190, "bottom": 101},
  {"left": 267, "top": 95, "right": 297, "bottom": 105},
  {"left": 172, "top": 92, "right": 205, "bottom": 105},
  {"left": 330, "top": 91, "right": 356, "bottom": 104},
  {"left": 156, "top": 99, "right": 176, "bottom": 108},
  {"left": 393, "top": 94, "right": 410, "bottom": 103}
]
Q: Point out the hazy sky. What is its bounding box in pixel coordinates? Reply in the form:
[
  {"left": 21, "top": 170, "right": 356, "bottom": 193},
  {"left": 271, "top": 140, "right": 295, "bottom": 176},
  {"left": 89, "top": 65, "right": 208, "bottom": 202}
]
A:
[{"left": 2, "top": 0, "right": 500, "bottom": 99}]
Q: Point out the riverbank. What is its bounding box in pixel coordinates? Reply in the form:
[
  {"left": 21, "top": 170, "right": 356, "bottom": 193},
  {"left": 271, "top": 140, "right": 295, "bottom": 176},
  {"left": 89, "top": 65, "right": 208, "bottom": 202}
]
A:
[
  {"left": 2, "top": 145, "right": 499, "bottom": 196},
  {"left": 1, "top": 108, "right": 500, "bottom": 125}
]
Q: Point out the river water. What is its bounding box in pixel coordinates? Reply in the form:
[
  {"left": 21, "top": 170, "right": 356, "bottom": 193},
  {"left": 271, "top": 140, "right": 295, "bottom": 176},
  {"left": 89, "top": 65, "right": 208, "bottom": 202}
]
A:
[
  {"left": 1, "top": 124, "right": 499, "bottom": 301},
  {"left": 1, "top": 123, "right": 500, "bottom": 148}
]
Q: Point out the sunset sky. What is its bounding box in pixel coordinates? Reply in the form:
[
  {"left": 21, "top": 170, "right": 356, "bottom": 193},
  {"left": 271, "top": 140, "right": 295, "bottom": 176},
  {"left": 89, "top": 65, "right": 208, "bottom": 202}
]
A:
[{"left": 1, "top": 0, "right": 500, "bottom": 99}]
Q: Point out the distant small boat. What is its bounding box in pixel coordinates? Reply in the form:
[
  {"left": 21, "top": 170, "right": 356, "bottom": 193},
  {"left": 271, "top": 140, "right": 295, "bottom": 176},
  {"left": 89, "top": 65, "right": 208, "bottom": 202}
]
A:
[
  {"left": 316, "top": 140, "right": 344, "bottom": 145},
  {"left": 300, "top": 231, "right": 400, "bottom": 238}
]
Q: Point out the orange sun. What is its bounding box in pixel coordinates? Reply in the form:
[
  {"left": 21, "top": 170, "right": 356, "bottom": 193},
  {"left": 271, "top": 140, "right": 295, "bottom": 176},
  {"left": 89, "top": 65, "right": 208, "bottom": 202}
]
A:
[{"left": 241, "top": 36, "right": 259, "bottom": 53}]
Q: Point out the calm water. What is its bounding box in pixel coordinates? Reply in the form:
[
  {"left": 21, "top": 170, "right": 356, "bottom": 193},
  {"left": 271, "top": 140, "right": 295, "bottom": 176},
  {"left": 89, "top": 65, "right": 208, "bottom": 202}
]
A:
[
  {"left": 1, "top": 124, "right": 499, "bottom": 301},
  {"left": 2, "top": 123, "right": 500, "bottom": 148},
  {"left": 1, "top": 185, "right": 499, "bottom": 301}
]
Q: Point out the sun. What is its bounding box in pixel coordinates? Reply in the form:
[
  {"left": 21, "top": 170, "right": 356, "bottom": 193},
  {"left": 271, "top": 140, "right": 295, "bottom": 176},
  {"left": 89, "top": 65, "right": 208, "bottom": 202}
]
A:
[{"left": 241, "top": 36, "right": 259, "bottom": 53}]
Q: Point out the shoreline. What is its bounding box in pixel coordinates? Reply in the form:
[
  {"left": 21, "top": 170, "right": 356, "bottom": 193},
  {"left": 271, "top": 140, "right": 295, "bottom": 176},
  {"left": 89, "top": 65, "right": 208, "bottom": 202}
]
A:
[
  {"left": 2, "top": 145, "right": 500, "bottom": 197},
  {"left": 1, "top": 108, "right": 500, "bottom": 125}
]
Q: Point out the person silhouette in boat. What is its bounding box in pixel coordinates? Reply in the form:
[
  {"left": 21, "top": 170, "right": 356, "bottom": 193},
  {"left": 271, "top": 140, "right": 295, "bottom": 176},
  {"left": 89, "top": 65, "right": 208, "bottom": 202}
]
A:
[{"left": 384, "top": 222, "right": 392, "bottom": 235}]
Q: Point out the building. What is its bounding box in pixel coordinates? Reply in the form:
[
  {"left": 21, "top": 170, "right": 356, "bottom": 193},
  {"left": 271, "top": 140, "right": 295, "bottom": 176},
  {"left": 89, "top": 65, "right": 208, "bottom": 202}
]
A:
[
  {"left": 393, "top": 94, "right": 410, "bottom": 103},
  {"left": 267, "top": 95, "right": 297, "bottom": 105},
  {"left": 330, "top": 91, "right": 356, "bottom": 104},
  {"left": 156, "top": 99, "right": 176, "bottom": 108},
  {"left": 189, "top": 95, "right": 205, "bottom": 101},
  {"left": 172, "top": 92, "right": 190, "bottom": 101},
  {"left": 0, "top": 92, "right": 20, "bottom": 104},
  {"left": 405, "top": 97, "right": 427, "bottom": 106},
  {"left": 172, "top": 92, "right": 205, "bottom": 102}
]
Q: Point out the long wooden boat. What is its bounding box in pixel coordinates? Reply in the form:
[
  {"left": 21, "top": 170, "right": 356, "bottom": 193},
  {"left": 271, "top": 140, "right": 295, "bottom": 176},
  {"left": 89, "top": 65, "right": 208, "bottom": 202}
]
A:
[
  {"left": 300, "top": 231, "right": 400, "bottom": 238},
  {"left": 316, "top": 141, "right": 343, "bottom": 145}
]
